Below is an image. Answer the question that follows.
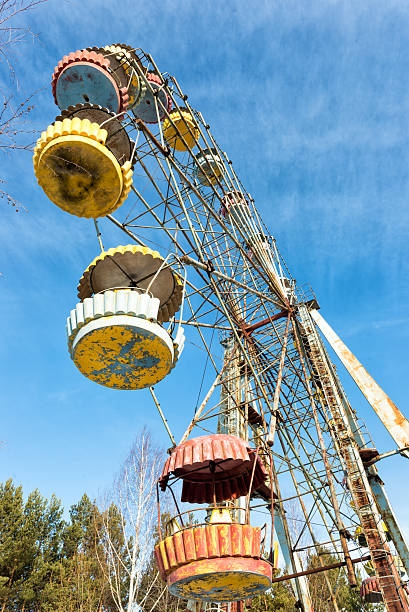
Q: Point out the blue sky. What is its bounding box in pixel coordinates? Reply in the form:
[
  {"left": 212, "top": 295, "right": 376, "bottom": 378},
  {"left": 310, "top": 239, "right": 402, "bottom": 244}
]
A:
[{"left": 1, "top": 0, "right": 409, "bottom": 540}]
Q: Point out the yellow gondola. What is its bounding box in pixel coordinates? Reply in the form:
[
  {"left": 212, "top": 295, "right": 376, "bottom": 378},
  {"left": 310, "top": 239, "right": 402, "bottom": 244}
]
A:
[
  {"left": 33, "top": 117, "right": 132, "bottom": 218},
  {"left": 163, "top": 108, "right": 199, "bottom": 151},
  {"left": 66, "top": 290, "right": 185, "bottom": 390}
]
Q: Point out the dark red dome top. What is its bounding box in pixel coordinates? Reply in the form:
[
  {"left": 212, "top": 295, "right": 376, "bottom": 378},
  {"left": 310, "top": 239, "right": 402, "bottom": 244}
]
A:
[{"left": 159, "top": 434, "right": 267, "bottom": 503}]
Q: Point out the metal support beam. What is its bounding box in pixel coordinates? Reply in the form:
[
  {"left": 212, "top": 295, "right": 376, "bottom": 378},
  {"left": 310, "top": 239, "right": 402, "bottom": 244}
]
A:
[
  {"left": 312, "top": 319, "right": 409, "bottom": 579},
  {"left": 271, "top": 554, "right": 371, "bottom": 584},
  {"left": 368, "top": 472, "right": 409, "bottom": 577},
  {"left": 300, "top": 306, "right": 409, "bottom": 610},
  {"left": 310, "top": 309, "right": 409, "bottom": 457}
]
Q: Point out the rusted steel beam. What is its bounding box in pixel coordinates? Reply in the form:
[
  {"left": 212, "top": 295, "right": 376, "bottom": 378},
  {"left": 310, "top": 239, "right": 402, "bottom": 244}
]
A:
[
  {"left": 368, "top": 472, "right": 409, "bottom": 577},
  {"left": 134, "top": 118, "right": 170, "bottom": 157},
  {"left": 299, "top": 305, "right": 409, "bottom": 611},
  {"left": 240, "top": 309, "right": 289, "bottom": 334},
  {"left": 310, "top": 309, "right": 409, "bottom": 456},
  {"left": 180, "top": 254, "right": 280, "bottom": 305},
  {"left": 270, "top": 554, "right": 371, "bottom": 584},
  {"left": 292, "top": 316, "right": 357, "bottom": 588},
  {"left": 267, "top": 312, "right": 291, "bottom": 446}
]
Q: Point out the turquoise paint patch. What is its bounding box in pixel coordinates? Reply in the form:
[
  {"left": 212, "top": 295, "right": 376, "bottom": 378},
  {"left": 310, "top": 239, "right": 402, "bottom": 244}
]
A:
[
  {"left": 72, "top": 324, "right": 172, "bottom": 390},
  {"left": 56, "top": 64, "right": 119, "bottom": 112}
]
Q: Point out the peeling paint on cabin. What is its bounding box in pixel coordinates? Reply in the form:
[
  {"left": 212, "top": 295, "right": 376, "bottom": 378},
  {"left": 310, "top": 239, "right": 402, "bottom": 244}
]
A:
[{"left": 73, "top": 323, "right": 172, "bottom": 389}]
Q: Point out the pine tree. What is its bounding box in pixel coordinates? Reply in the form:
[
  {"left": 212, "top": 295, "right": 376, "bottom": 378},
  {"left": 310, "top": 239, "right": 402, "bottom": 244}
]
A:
[
  {"left": 247, "top": 572, "right": 297, "bottom": 611},
  {"left": 306, "top": 547, "right": 383, "bottom": 612},
  {"left": 0, "top": 479, "right": 64, "bottom": 611},
  {"left": 0, "top": 481, "right": 120, "bottom": 611}
]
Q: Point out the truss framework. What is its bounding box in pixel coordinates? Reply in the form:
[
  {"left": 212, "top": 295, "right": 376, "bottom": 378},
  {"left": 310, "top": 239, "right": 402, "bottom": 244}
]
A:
[{"left": 65, "top": 46, "right": 409, "bottom": 611}]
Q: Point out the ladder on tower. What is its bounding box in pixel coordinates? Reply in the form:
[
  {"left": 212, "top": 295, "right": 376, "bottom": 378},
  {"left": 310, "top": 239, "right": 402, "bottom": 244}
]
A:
[{"left": 296, "top": 303, "right": 409, "bottom": 612}]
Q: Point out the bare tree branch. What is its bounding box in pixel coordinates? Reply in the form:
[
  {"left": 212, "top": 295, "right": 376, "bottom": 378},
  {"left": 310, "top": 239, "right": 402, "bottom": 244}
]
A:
[
  {"left": 0, "top": 0, "right": 47, "bottom": 210},
  {"left": 98, "top": 429, "right": 166, "bottom": 612}
]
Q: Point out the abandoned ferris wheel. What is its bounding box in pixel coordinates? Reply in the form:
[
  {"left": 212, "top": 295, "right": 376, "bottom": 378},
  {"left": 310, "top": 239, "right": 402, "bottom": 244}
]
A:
[{"left": 33, "top": 44, "right": 409, "bottom": 611}]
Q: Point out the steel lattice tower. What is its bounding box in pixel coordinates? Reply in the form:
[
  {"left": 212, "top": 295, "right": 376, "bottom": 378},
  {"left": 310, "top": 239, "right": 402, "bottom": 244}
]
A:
[{"left": 35, "top": 45, "right": 409, "bottom": 611}]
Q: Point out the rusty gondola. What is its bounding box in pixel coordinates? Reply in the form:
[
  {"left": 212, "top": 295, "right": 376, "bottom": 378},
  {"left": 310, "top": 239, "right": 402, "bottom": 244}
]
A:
[{"left": 155, "top": 434, "right": 276, "bottom": 602}]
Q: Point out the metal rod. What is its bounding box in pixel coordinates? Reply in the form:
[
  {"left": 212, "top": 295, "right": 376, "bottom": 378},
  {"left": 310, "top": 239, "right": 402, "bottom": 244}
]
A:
[
  {"left": 149, "top": 387, "right": 176, "bottom": 446},
  {"left": 245, "top": 449, "right": 259, "bottom": 524},
  {"left": 267, "top": 312, "right": 291, "bottom": 446},
  {"left": 179, "top": 365, "right": 228, "bottom": 444},
  {"left": 242, "top": 309, "right": 289, "bottom": 333},
  {"left": 181, "top": 254, "right": 281, "bottom": 306},
  {"left": 366, "top": 446, "right": 409, "bottom": 467},
  {"left": 93, "top": 219, "right": 104, "bottom": 252},
  {"left": 271, "top": 554, "right": 371, "bottom": 584}
]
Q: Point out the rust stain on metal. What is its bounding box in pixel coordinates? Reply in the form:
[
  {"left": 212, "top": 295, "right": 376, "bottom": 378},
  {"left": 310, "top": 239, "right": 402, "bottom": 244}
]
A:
[
  {"left": 311, "top": 309, "right": 409, "bottom": 452},
  {"left": 166, "top": 557, "right": 272, "bottom": 602},
  {"left": 155, "top": 523, "right": 262, "bottom": 579},
  {"left": 239, "top": 309, "right": 289, "bottom": 335},
  {"left": 159, "top": 434, "right": 266, "bottom": 503}
]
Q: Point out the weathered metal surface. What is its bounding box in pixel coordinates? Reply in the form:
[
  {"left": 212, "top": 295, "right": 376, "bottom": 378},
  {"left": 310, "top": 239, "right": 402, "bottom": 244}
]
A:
[
  {"left": 310, "top": 309, "right": 409, "bottom": 455},
  {"left": 71, "top": 314, "right": 174, "bottom": 390},
  {"left": 56, "top": 104, "right": 133, "bottom": 165},
  {"left": 51, "top": 49, "right": 129, "bottom": 113},
  {"left": 299, "top": 305, "right": 409, "bottom": 611},
  {"left": 220, "top": 192, "right": 253, "bottom": 229},
  {"left": 149, "top": 387, "right": 176, "bottom": 446},
  {"left": 104, "top": 44, "right": 145, "bottom": 108},
  {"left": 292, "top": 316, "right": 357, "bottom": 588},
  {"left": 52, "top": 50, "right": 109, "bottom": 104},
  {"left": 55, "top": 62, "right": 124, "bottom": 113},
  {"left": 361, "top": 577, "right": 383, "bottom": 603},
  {"left": 315, "top": 334, "right": 409, "bottom": 580},
  {"left": 67, "top": 290, "right": 160, "bottom": 342},
  {"left": 88, "top": 45, "right": 130, "bottom": 93},
  {"left": 267, "top": 312, "right": 290, "bottom": 446},
  {"left": 194, "top": 148, "right": 223, "bottom": 185},
  {"left": 368, "top": 472, "right": 409, "bottom": 577},
  {"left": 271, "top": 554, "right": 371, "bottom": 584},
  {"left": 163, "top": 108, "right": 200, "bottom": 151},
  {"left": 167, "top": 557, "right": 272, "bottom": 601},
  {"left": 358, "top": 447, "right": 380, "bottom": 463},
  {"left": 156, "top": 522, "right": 271, "bottom": 600},
  {"left": 133, "top": 72, "right": 171, "bottom": 123},
  {"left": 33, "top": 119, "right": 133, "bottom": 218},
  {"left": 159, "top": 434, "right": 266, "bottom": 503},
  {"left": 155, "top": 523, "right": 262, "bottom": 577},
  {"left": 240, "top": 309, "right": 288, "bottom": 335},
  {"left": 77, "top": 244, "right": 183, "bottom": 323}
]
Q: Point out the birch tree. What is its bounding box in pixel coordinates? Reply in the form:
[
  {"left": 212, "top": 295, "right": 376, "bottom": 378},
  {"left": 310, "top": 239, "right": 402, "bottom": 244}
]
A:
[{"left": 98, "top": 429, "right": 168, "bottom": 612}]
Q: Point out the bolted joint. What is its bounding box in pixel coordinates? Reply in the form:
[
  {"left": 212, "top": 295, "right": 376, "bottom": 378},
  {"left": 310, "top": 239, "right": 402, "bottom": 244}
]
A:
[
  {"left": 206, "top": 259, "right": 215, "bottom": 274},
  {"left": 339, "top": 528, "right": 353, "bottom": 540}
]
